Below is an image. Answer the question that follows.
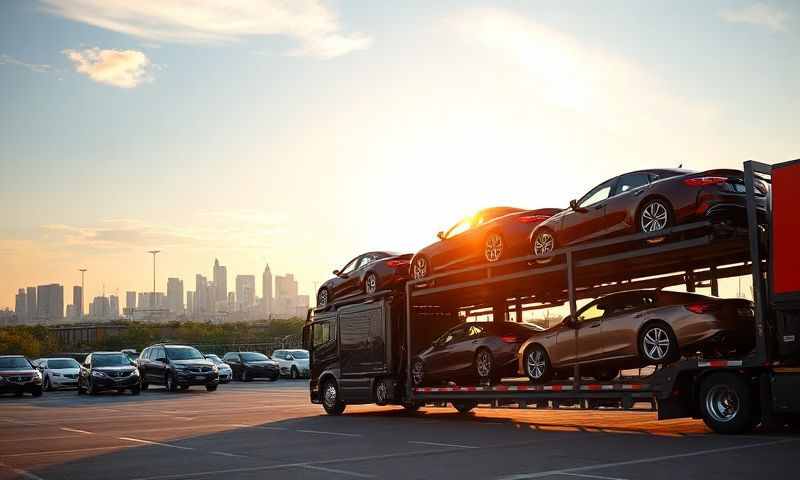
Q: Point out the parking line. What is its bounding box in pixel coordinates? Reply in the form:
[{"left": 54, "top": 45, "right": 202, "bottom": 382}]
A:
[
  {"left": 301, "top": 464, "right": 375, "bottom": 478},
  {"left": 408, "top": 440, "right": 478, "bottom": 449},
  {"left": 118, "top": 437, "right": 194, "bottom": 451},
  {"left": 228, "top": 424, "right": 288, "bottom": 430},
  {"left": 297, "top": 429, "right": 362, "bottom": 437},
  {"left": 0, "top": 462, "right": 45, "bottom": 480},
  {"left": 210, "top": 451, "right": 246, "bottom": 458},
  {"left": 60, "top": 427, "right": 93, "bottom": 435},
  {"left": 558, "top": 473, "right": 629, "bottom": 480},
  {"left": 497, "top": 439, "right": 797, "bottom": 480},
  {"left": 1, "top": 446, "right": 125, "bottom": 458}
]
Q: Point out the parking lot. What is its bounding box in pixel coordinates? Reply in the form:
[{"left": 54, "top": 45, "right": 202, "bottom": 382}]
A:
[{"left": 0, "top": 380, "right": 796, "bottom": 480}]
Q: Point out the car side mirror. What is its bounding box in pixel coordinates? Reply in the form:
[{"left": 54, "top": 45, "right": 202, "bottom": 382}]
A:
[
  {"left": 436, "top": 231, "right": 445, "bottom": 240},
  {"left": 333, "top": 269, "right": 340, "bottom": 276},
  {"left": 570, "top": 199, "right": 588, "bottom": 213}
]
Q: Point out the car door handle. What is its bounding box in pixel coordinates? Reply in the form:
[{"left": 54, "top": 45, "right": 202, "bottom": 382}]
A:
[
  {"left": 594, "top": 203, "right": 606, "bottom": 210},
  {"left": 634, "top": 189, "right": 645, "bottom": 196}
]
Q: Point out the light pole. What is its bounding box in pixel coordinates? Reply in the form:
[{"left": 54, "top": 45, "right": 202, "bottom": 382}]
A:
[
  {"left": 79, "top": 269, "right": 87, "bottom": 321},
  {"left": 147, "top": 250, "right": 160, "bottom": 308}
]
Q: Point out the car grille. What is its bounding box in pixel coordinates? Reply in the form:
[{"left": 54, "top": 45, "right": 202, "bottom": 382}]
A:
[
  {"left": 7, "top": 376, "right": 32, "bottom": 383},
  {"left": 104, "top": 370, "right": 131, "bottom": 378},
  {"left": 187, "top": 366, "right": 212, "bottom": 373},
  {"left": 64, "top": 373, "right": 78, "bottom": 379}
]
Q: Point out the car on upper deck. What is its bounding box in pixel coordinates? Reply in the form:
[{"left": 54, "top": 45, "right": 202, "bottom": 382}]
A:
[{"left": 317, "top": 251, "right": 411, "bottom": 308}]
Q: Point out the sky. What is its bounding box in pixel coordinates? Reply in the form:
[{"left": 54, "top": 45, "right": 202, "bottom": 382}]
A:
[{"left": 0, "top": 0, "right": 798, "bottom": 308}]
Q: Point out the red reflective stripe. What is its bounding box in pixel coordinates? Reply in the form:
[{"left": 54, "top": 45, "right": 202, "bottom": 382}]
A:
[
  {"left": 494, "top": 385, "right": 509, "bottom": 391},
  {"left": 585, "top": 384, "right": 602, "bottom": 391}
]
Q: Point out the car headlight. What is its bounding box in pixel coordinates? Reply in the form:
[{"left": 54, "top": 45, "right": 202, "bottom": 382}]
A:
[
  {"left": 211, "top": 365, "right": 218, "bottom": 373},
  {"left": 131, "top": 369, "right": 140, "bottom": 376},
  {"left": 91, "top": 370, "right": 107, "bottom": 378}
]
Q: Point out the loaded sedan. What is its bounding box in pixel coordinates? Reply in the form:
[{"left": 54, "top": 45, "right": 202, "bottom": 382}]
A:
[
  {"left": 0, "top": 356, "right": 43, "bottom": 397},
  {"left": 518, "top": 289, "right": 755, "bottom": 383},
  {"left": 412, "top": 321, "right": 544, "bottom": 386},
  {"left": 223, "top": 352, "right": 279, "bottom": 381},
  {"left": 410, "top": 207, "right": 559, "bottom": 280},
  {"left": 78, "top": 352, "right": 140, "bottom": 395},
  {"left": 530, "top": 168, "right": 769, "bottom": 261},
  {"left": 317, "top": 251, "right": 411, "bottom": 308}
]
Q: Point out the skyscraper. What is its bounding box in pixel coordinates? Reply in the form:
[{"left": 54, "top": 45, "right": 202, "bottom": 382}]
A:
[
  {"left": 274, "top": 273, "right": 298, "bottom": 316},
  {"left": 15, "top": 289, "right": 26, "bottom": 320},
  {"left": 195, "top": 274, "right": 209, "bottom": 314},
  {"left": 109, "top": 295, "right": 119, "bottom": 318},
  {"left": 36, "top": 284, "right": 64, "bottom": 320},
  {"left": 262, "top": 264, "right": 272, "bottom": 316},
  {"left": 227, "top": 292, "right": 235, "bottom": 310},
  {"left": 186, "top": 291, "right": 195, "bottom": 315},
  {"left": 126, "top": 291, "right": 136, "bottom": 310},
  {"left": 213, "top": 259, "right": 227, "bottom": 310},
  {"left": 73, "top": 286, "right": 83, "bottom": 320},
  {"left": 167, "top": 278, "right": 184, "bottom": 314},
  {"left": 236, "top": 275, "right": 256, "bottom": 311},
  {"left": 26, "top": 287, "right": 36, "bottom": 322}
]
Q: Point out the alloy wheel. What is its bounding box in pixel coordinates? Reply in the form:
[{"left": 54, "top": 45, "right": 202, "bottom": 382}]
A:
[
  {"left": 705, "top": 384, "right": 740, "bottom": 423},
  {"left": 412, "top": 360, "right": 424, "bottom": 386},
  {"left": 476, "top": 350, "right": 492, "bottom": 378},
  {"left": 365, "top": 274, "right": 377, "bottom": 295},
  {"left": 642, "top": 326, "right": 671, "bottom": 361},
  {"left": 533, "top": 232, "right": 555, "bottom": 257},
  {"left": 324, "top": 383, "right": 338, "bottom": 409},
  {"left": 376, "top": 380, "right": 388, "bottom": 404},
  {"left": 527, "top": 349, "right": 546, "bottom": 380},
  {"left": 640, "top": 201, "right": 669, "bottom": 232},
  {"left": 485, "top": 234, "right": 503, "bottom": 263},
  {"left": 412, "top": 257, "right": 428, "bottom": 280}
]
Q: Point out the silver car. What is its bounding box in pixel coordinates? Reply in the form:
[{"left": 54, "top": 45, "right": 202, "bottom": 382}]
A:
[
  {"left": 204, "top": 354, "right": 232, "bottom": 384},
  {"left": 33, "top": 358, "right": 81, "bottom": 390},
  {"left": 271, "top": 349, "right": 310, "bottom": 379}
]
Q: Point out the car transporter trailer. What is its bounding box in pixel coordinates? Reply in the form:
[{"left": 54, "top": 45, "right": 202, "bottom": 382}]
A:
[{"left": 398, "top": 159, "right": 800, "bottom": 434}]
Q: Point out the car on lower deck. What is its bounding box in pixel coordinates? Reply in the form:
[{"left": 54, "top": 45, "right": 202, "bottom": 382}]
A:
[
  {"left": 530, "top": 168, "right": 769, "bottom": 261},
  {"left": 223, "top": 352, "right": 279, "bottom": 381},
  {"left": 412, "top": 321, "right": 545, "bottom": 386},
  {"left": 0, "top": 356, "right": 43, "bottom": 397},
  {"left": 138, "top": 344, "right": 219, "bottom": 392},
  {"left": 317, "top": 251, "right": 411, "bottom": 309},
  {"left": 78, "top": 352, "right": 140, "bottom": 395},
  {"left": 34, "top": 357, "right": 81, "bottom": 391},
  {"left": 518, "top": 289, "right": 755, "bottom": 383}
]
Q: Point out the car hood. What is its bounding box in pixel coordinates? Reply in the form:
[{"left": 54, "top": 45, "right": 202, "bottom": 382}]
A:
[
  {"left": 172, "top": 359, "right": 214, "bottom": 368},
  {"left": 244, "top": 360, "right": 278, "bottom": 367},
  {"left": 0, "top": 369, "right": 36, "bottom": 376},
  {"left": 95, "top": 366, "right": 137, "bottom": 374},
  {"left": 49, "top": 368, "right": 80, "bottom": 375}
]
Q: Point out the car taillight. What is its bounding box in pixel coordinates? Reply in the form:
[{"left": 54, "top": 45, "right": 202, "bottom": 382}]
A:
[
  {"left": 518, "top": 215, "right": 550, "bottom": 223},
  {"left": 387, "top": 260, "right": 410, "bottom": 268},
  {"left": 683, "top": 176, "right": 727, "bottom": 187},
  {"left": 686, "top": 303, "right": 715, "bottom": 314},
  {"left": 500, "top": 336, "right": 521, "bottom": 343}
]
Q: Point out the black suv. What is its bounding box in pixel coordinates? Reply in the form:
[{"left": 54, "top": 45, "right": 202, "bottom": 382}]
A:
[
  {"left": 78, "top": 352, "right": 140, "bottom": 395},
  {"left": 138, "top": 344, "right": 219, "bottom": 392}
]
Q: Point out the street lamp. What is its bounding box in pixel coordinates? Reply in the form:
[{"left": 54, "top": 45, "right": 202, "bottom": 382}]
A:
[{"left": 147, "top": 250, "right": 160, "bottom": 308}]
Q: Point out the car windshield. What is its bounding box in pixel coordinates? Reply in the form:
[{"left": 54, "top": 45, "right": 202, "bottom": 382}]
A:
[
  {"left": 0, "top": 357, "right": 31, "bottom": 369},
  {"left": 290, "top": 351, "right": 309, "bottom": 359},
  {"left": 166, "top": 347, "right": 204, "bottom": 360},
  {"left": 93, "top": 355, "right": 132, "bottom": 367},
  {"left": 240, "top": 352, "right": 268, "bottom": 362},
  {"left": 48, "top": 359, "right": 80, "bottom": 369}
]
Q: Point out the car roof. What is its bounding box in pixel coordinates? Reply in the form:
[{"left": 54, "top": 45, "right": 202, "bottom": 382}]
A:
[
  {"left": 39, "top": 357, "right": 76, "bottom": 361},
  {"left": 0, "top": 355, "right": 25, "bottom": 358},
  {"left": 91, "top": 351, "right": 126, "bottom": 355}
]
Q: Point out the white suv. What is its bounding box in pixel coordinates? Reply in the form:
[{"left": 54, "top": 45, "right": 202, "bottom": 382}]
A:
[{"left": 271, "top": 349, "right": 309, "bottom": 379}]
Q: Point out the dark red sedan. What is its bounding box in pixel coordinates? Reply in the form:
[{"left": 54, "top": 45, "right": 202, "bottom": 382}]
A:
[
  {"left": 530, "top": 168, "right": 768, "bottom": 261},
  {"left": 410, "top": 207, "right": 560, "bottom": 280},
  {"left": 317, "top": 251, "right": 411, "bottom": 308}
]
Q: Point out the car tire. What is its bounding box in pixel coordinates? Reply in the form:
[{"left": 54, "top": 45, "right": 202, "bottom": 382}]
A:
[
  {"left": 130, "top": 386, "right": 141, "bottom": 396},
  {"left": 639, "top": 322, "right": 678, "bottom": 365},
  {"left": 166, "top": 373, "right": 178, "bottom": 392},
  {"left": 592, "top": 367, "right": 619, "bottom": 382},
  {"left": 290, "top": 366, "right": 299, "bottom": 379},
  {"left": 474, "top": 348, "right": 495, "bottom": 383},
  {"left": 411, "top": 359, "right": 425, "bottom": 386},
  {"left": 484, "top": 232, "right": 504, "bottom": 263},
  {"left": 31, "top": 386, "right": 43, "bottom": 397},
  {"left": 87, "top": 379, "right": 98, "bottom": 396},
  {"left": 699, "top": 372, "right": 753, "bottom": 434},
  {"left": 243, "top": 369, "right": 252, "bottom": 382},
  {"left": 44, "top": 376, "right": 52, "bottom": 392},
  {"left": 637, "top": 198, "right": 673, "bottom": 243},
  {"left": 411, "top": 256, "right": 430, "bottom": 280},
  {"left": 364, "top": 272, "right": 378, "bottom": 295},
  {"left": 525, "top": 345, "right": 553, "bottom": 384},
  {"left": 141, "top": 381, "right": 149, "bottom": 391},
  {"left": 14, "top": 391, "right": 23, "bottom": 397},
  {"left": 206, "top": 384, "right": 218, "bottom": 392},
  {"left": 77, "top": 383, "right": 84, "bottom": 395},
  {"left": 267, "top": 374, "right": 278, "bottom": 382},
  {"left": 453, "top": 401, "right": 477, "bottom": 414},
  {"left": 532, "top": 229, "right": 557, "bottom": 264},
  {"left": 317, "top": 288, "right": 329, "bottom": 309},
  {"left": 179, "top": 385, "right": 189, "bottom": 390},
  {"left": 322, "top": 380, "right": 346, "bottom": 416}
]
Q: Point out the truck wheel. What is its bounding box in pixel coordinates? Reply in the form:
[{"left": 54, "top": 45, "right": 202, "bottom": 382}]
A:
[
  {"left": 699, "top": 372, "right": 753, "bottom": 434},
  {"left": 322, "top": 380, "right": 346, "bottom": 415},
  {"left": 453, "top": 401, "right": 477, "bottom": 414}
]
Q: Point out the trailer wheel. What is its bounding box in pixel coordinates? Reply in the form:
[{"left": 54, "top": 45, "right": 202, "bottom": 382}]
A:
[
  {"left": 525, "top": 345, "right": 553, "bottom": 384},
  {"left": 322, "top": 380, "right": 346, "bottom": 416},
  {"left": 699, "top": 372, "right": 753, "bottom": 434},
  {"left": 453, "top": 401, "right": 477, "bottom": 414}
]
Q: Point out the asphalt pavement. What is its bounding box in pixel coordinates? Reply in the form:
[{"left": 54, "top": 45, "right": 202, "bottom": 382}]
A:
[{"left": 0, "top": 380, "right": 796, "bottom": 480}]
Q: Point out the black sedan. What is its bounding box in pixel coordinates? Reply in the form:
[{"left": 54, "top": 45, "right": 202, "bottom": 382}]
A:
[
  {"left": 411, "top": 321, "right": 544, "bottom": 386},
  {"left": 410, "top": 207, "right": 560, "bottom": 280},
  {"left": 223, "top": 352, "right": 279, "bottom": 381},
  {"left": 317, "top": 251, "right": 411, "bottom": 308},
  {"left": 78, "top": 352, "right": 140, "bottom": 395},
  {"left": 530, "top": 168, "right": 769, "bottom": 261}
]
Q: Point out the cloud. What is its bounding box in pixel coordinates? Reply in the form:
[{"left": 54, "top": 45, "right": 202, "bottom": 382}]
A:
[
  {"left": 0, "top": 54, "right": 52, "bottom": 73},
  {"left": 41, "top": 0, "right": 371, "bottom": 58},
  {"left": 63, "top": 47, "right": 152, "bottom": 88},
  {"left": 720, "top": 3, "right": 789, "bottom": 32}
]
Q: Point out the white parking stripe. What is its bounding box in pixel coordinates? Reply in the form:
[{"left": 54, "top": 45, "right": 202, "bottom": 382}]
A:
[
  {"left": 1, "top": 446, "right": 125, "bottom": 458},
  {"left": 210, "top": 451, "right": 246, "bottom": 458},
  {"left": 408, "top": 440, "right": 478, "bottom": 449},
  {"left": 60, "top": 427, "right": 93, "bottom": 435},
  {"left": 497, "top": 439, "right": 797, "bottom": 479},
  {"left": 118, "top": 437, "right": 194, "bottom": 451},
  {"left": 297, "top": 429, "right": 362, "bottom": 437},
  {"left": 0, "top": 462, "right": 45, "bottom": 480},
  {"left": 301, "top": 464, "right": 375, "bottom": 478},
  {"left": 558, "top": 473, "right": 629, "bottom": 480}
]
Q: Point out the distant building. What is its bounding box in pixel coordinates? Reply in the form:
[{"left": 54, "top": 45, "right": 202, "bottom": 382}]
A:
[
  {"left": 186, "top": 291, "right": 195, "bottom": 315},
  {"left": 262, "top": 264, "right": 272, "bottom": 316},
  {"left": 26, "top": 287, "right": 36, "bottom": 322},
  {"left": 90, "top": 296, "right": 110, "bottom": 320},
  {"left": 166, "top": 278, "right": 184, "bottom": 314},
  {"left": 227, "top": 291, "right": 235, "bottom": 309},
  {"left": 126, "top": 291, "right": 136, "bottom": 310},
  {"left": 137, "top": 292, "right": 166, "bottom": 308},
  {"left": 274, "top": 273, "right": 298, "bottom": 316},
  {"left": 195, "top": 274, "right": 209, "bottom": 314},
  {"left": 73, "top": 286, "right": 83, "bottom": 320},
  {"left": 66, "top": 304, "right": 77, "bottom": 320},
  {"left": 37, "top": 284, "right": 63, "bottom": 320},
  {"left": 15, "top": 289, "right": 26, "bottom": 320},
  {"left": 294, "top": 294, "right": 310, "bottom": 318},
  {"left": 109, "top": 295, "right": 119, "bottom": 319},
  {"left": 213, "top": 259, "right": 227, "bottom": 311},
  {"left": 236, "top": 275, "right": 256, "bottom": 311}
]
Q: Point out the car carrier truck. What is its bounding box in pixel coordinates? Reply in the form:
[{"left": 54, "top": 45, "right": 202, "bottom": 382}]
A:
[{"left": 303, "top": 159, "right": 800, "bottom": 434}]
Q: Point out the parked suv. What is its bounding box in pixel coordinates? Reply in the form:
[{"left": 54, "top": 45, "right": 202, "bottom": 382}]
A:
[
  {"left": 222, "top": 352, "right": 279, "bottom": 381},
  {"left": 271, "top": 349, "right": 310, "bottom": 379},
  {"left": 138, "top": 344, "right": 219, "bottom": 392},
  {"left": 77, "top": 352, "right": 140, "bottom": 395},
  {"left": 0, "top": 355, "right": 43, "bottom": 397}
]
